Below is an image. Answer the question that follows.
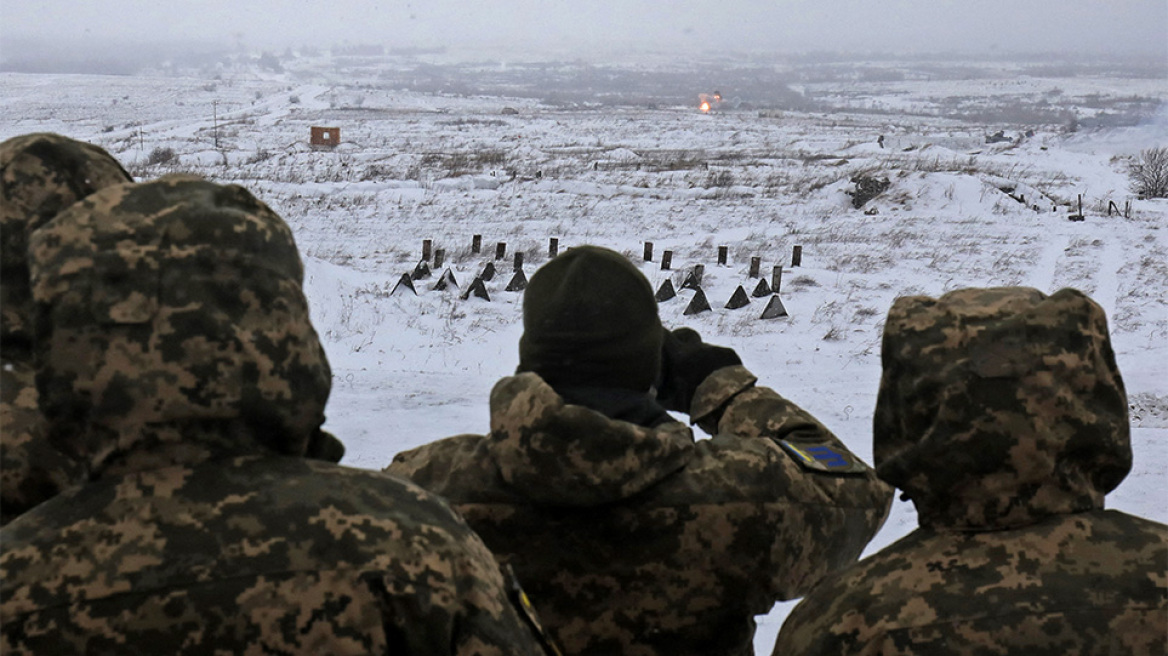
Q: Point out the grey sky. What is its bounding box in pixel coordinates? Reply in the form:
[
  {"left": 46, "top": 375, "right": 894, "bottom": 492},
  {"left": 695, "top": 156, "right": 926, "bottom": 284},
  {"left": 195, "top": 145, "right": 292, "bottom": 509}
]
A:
[{"left": 3, "top": 1, "right": 1166, "bottom": 58}]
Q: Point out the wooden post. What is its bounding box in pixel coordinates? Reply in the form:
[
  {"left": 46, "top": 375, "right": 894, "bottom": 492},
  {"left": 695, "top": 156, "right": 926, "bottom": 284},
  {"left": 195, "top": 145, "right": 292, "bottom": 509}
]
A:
[
  {"left": 644, "top": 242, "right": 654, "bottom": 262},
  {"left": 495, "top": 242, "right": 506, "bottom": 260},
  {"left": 472, "top": 234, "right": 482, "bottom": 254},
  {"left": 1078, "top": 194, "right": 1083, "bottom": 216},
  {"left": 549, "top": 237, "right": 559, "bottom": 257},
  {"left": 422, "top": 239, "right": 432, "bottom": 261},
  {"left": 1125, "top": 200, "right": 1131, "bottom": 218},
  {"left": 693, "top": 264, "right": 704, "bottom": 285},
  {"left": 749, "top": 256, "right": 760, "bottom": 278},
  {"left": 718, "top": 246, "right": 728, "bottom": 266},
  {"left": 434, "top": 248, "right": 445, "bottom": 268},
  {"left": 514, "top": 252, "right": 524, "bottom": 272},
  {"left": 792, "top": 245, "right": 803, "bottom": 267},
  {"left": 772, "top": 266, "right": 782, "bottom": 293},
  {"left": 661, "top": 250, "right": 672, "bottom": 271}
]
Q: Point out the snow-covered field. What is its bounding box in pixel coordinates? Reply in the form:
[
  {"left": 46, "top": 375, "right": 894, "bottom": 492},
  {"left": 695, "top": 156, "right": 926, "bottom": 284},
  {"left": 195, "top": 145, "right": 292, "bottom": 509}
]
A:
[{"left": 3, "top": 52, "right": 1165, "bottom": 653}]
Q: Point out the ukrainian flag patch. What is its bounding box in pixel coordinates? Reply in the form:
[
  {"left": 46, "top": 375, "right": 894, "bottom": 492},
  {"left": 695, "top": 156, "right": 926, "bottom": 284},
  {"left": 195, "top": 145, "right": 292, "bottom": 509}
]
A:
[{"left": 779, "top": 439, "right": 868, "bottom": 474}]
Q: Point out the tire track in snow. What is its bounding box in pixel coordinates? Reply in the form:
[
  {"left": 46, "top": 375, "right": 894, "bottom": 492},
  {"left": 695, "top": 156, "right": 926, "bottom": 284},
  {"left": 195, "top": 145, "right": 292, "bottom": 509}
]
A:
[
  {"left": 1092, "top": 235, "right": 1123, "bottom": 320},
  {"left": 1031, "top": 231, "right": 1068, "bottom": 293}
]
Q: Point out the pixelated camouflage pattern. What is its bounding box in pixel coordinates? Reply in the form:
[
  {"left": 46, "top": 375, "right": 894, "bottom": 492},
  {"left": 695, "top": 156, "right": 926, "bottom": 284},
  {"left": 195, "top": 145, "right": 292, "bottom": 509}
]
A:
[
  {"left": 28, "top": 174, "right": 331, "bottom": 473},
  {"left": 1, "top": 133, "right": 126, "bottom": 523},
  {"left": 1, "top": 132, "right": 132, "bottom": 343},
  {"left": 3, "top": 174, "right": 551, "bottom": 654},
  {"left": 388, "top": 367, "right": 892, "bottom": 655},
  {"left": 1, "top": 455, "right": 552, "bottom": 655},
  {"left": 772, "top": 511, "right": 1167, "bottom": 655},
  {"left": 772, "top": 286, "right": 1166, "bottom": 655},
  {"left": 873, "top": 287, "right": 1130, "bottom": 529},
  {"left": 0, "top": 359, "right": 80, "bottom": 524}
]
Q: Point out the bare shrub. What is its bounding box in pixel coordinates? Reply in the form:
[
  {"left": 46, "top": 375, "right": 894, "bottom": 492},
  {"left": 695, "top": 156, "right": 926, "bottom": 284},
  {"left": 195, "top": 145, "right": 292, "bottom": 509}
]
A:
[
  {"left": 707, "top": 170, "right": 734, "bottom": 188},
  {"left": 247, "top": 148, "right": 272, "bottom": 164},
  {"left": 147, "top": 146, "right": 177, "bottom": 165},
  {"left": 1128, "top": 146, "right": 1168, "bottom": 199},
  {"left": 846, "top": 174, "right": 890, "bottom": 209},
  {"left": 788, "top": 275, "right": 820, "bottom": 290}
]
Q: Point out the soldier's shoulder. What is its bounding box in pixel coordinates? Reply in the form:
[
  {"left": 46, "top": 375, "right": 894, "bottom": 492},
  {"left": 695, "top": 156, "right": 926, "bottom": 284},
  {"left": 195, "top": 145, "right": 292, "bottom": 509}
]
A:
[{"left": 384, "top": 434, "right": 491, "bottom": 484}]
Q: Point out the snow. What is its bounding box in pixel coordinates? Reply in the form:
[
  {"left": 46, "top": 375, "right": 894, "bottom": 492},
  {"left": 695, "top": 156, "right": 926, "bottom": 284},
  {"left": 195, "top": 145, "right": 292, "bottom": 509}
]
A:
[{"left": 2, "top": 53, "right": 1165, "bottom": 654}]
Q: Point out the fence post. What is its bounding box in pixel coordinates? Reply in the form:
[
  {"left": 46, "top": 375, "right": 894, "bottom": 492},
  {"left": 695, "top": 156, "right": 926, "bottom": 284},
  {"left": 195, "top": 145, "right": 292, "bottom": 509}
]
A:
[
  {"left": 644, "top": 242, "right": 653, "bottom": 262},
  {"left": 749, "top": 256, "right": 760, "bottom": 278},
  {"left": 472, "top": 234, "right": 482, "bottom": 254},
  {"left": 495, "top": 242, "right": 506, "bottom": 260},
  {"left": 791, "top": 245, "right": 803, "bottom": 267},
  {"left": 549, "top": 237, "right": 559, "bottom": 257},
  {"left": 662, "top": 250, "right": 672, "bottom": 271},
  {"left": 434, "top": 248, "right": 445, "bottom": 268},
  {"left": 772, "top": 266, "right": 783, "bottom": 293},
  {"left": 422, "top": 239, "right": 432, "bottom": 261},
  {"left": 514, "top": 252, "right": 524, "bottom": 272},
  {"left": 718, "top": 246, "right": 728, "bottom": 266}
]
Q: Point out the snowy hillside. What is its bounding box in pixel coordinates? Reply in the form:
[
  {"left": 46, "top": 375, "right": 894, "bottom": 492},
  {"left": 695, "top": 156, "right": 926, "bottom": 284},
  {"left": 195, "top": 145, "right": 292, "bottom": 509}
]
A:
[{"left": 2, "top": 52, "right": 1164, "bottom": 653}]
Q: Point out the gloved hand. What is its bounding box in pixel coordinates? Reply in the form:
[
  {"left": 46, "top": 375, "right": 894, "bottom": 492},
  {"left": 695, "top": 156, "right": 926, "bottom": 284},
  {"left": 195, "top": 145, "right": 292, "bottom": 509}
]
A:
[
  {"left": 655, "top": 327, "right": 742, "bottom": 415},
  {"left": 305, "top": 429, "right": 346, "bottom": 463}
]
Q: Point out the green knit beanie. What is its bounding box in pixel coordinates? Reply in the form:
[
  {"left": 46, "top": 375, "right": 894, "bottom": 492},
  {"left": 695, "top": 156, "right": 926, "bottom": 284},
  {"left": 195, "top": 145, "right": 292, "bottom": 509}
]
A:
[{"left": 518, "top": 246, "right": 663, "bottom": 392}]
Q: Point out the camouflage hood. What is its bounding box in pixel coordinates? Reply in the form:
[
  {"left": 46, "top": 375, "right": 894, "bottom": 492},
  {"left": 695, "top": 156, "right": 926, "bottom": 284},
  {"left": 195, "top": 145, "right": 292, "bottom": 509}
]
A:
[
  {"left": 1, "top": 133, "right": 131, "bottom": 354},
  {"left": 487, "top": 372, "right": 695, "bottom": 506},
  {"left": 29, "top": 174, "right": 331, "bottom": 476},
  {"left": 874, "top": 287, "right": 1131, "bottom": 530}
]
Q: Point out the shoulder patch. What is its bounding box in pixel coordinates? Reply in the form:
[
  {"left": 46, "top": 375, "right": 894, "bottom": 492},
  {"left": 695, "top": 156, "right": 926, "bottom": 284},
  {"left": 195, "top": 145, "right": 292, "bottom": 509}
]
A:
[
  {"left": 778, "top": 439, "right": 869, "bottom": 475},
  {"left": 503, "top": 564, "right": 563, "bottom": 656}
]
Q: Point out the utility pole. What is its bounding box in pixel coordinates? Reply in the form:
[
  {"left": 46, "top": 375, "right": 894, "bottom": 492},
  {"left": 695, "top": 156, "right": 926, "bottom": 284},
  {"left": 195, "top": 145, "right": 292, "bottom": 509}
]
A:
[{"left": 213, "top": 100, "right": 219, "bottom": 149}]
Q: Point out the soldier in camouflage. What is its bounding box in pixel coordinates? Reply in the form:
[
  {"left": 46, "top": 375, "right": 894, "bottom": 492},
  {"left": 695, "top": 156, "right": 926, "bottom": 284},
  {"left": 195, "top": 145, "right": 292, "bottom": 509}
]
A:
[
  {"left": 773, "top": 287, "right": 1168, "bottom": 655},
  {"left": 1, "top": 133, "right": 132, "bottom": 524},
  {"left": 387, "top": 245, "right": 893, "bottom": 655},
  {"left": 0, "top": 174, "right": 555, "bottom": 655}
]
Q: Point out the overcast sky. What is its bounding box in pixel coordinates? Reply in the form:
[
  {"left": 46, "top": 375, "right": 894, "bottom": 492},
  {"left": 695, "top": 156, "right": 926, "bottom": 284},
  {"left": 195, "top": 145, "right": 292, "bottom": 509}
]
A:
[{"left": 3, "top": 0, "right": 1166, "bottom": 59}]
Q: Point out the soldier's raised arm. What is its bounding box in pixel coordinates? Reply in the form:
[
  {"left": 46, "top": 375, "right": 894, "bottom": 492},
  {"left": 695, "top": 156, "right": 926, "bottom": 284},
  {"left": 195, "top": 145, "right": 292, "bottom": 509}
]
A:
[{"left": 656, "top": 327, "right": 894, "bottom": 599}]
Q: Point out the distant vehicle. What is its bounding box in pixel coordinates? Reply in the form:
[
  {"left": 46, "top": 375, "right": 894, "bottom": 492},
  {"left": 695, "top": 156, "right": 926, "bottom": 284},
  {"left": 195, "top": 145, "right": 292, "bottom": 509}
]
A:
[
  {"left": 698, "top": 91, "right": 741, "bottom": 113},
  {"left": 699, "top": 91, "right": 723, "bottom": 113}
]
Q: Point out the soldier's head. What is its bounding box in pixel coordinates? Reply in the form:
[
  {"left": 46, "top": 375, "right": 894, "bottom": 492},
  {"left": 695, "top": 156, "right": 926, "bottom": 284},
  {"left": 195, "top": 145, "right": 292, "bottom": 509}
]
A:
[
  {"left": 873, "top": 287, "right": 1131, "bottom": 529},
  {"left": 518, "top": 245, "right": 663, "bottom": 392},
  {"left": 29, "top": 174, "right": 332, "bottom": 474},
  {"left": 1, "top": 133, "right": 131, "bottom": 356}
]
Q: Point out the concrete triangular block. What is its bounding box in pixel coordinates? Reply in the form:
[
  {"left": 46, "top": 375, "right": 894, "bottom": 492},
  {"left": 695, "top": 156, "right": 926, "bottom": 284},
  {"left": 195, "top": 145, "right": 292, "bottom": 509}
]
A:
[
  {"left": 752, "top": 278, "right": 771, "bottom": 297},
  {"left": 431, "top": 268, "right": 458, "bottom": 291},
  {"left": 480, "top": 261, "right": 496, "bottom": 281},
  {"left": 680, "top": 270, "right": 701, "bottom": 291},
  {"left": 390, "top": 273, "right": 416, "bottom": 296},
  {"left": 760, "top": 295, "right": 788, "bottom": 319},
  {"left": 683, "top": 288, "right": 711, "bottom": 315},
  {"left": 411, "top": 260, "right": 432, "bottom": 280},
  {"left": 505, "top": 269, "right": 528, "bottom": 292},
  {"left": 725, "top": 285, "right": 750, "bottom": 310},
  {"left": 655, "top": 278, "right": 676, "bottom": 302},
  {"left": 461, "top": 276, "right": 490, "bottom": 301}
]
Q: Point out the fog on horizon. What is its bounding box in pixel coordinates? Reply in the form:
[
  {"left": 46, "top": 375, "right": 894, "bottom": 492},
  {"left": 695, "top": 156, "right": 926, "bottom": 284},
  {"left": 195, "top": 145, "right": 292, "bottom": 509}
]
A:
[{"left": 3, "top": 0, "right": 1166, "bottom": 63}]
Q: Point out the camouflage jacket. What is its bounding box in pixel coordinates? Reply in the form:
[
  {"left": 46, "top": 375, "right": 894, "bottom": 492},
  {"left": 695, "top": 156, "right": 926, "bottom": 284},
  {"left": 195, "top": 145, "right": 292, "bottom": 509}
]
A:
[
  {"left": 1, "top": 430, "right": 553, "bottom": 655},
  {"left": 2, "top": 174, "right": 553, "bottom": 655},
  {"left": 0, "top": 354, "right": 81, "bottom": 525},
  {"left": 773, "top": 288, "right": 1168, "bottom": 655},
  {"left": 388, "top": 366, "right": 893, "bottom": 655},
  {"left": 772, "top": 510, "right": 1167, "bottom": 655},
  {"left": 1, "top": 132, "right": 131, "bottom": 522}
]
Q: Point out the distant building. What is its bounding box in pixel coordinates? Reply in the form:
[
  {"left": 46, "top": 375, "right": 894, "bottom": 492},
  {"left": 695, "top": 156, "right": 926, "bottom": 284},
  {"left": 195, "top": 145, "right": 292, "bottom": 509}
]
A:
[{"left": 311, "top": 127, "right": 340, "bottom": 149}]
